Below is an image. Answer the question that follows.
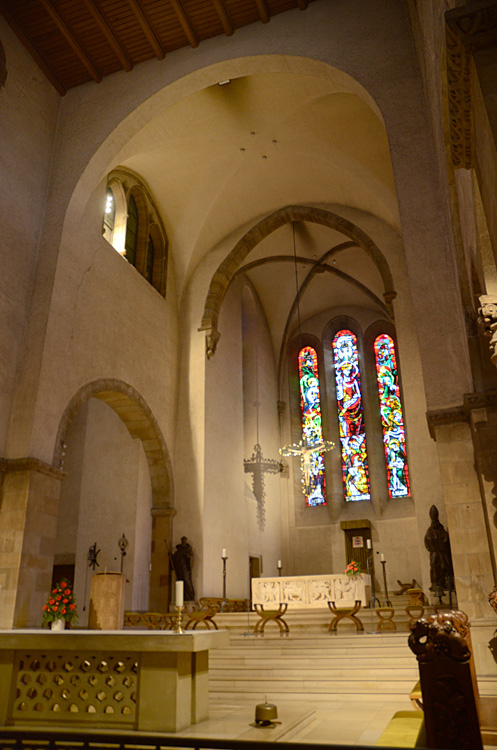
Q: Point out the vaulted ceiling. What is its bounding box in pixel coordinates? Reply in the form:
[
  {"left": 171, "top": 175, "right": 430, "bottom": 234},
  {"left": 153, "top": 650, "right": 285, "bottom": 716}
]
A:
[{"left": 0, "top": 0, "right": 313, "bottom": 94}]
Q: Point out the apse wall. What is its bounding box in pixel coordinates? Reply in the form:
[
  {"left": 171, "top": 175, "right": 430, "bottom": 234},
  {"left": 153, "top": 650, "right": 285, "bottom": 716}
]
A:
[
  {"left": 200, "top": 279, "right": 282, "bottom": 599},
  {"left": 278, "top": 208, "right": 446, "bottom": 595}
]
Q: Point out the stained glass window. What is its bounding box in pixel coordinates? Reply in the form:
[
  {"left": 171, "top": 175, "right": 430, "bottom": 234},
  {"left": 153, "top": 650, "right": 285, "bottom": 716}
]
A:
[
  {"left": 332, "top": 330, "right": 371, "bottom": 501},
  {"left": 374, "top": 334, "right": 410, "bottom": 498},
  {"left": 298, "top": 346, "right": 327, "bottom": 507}
]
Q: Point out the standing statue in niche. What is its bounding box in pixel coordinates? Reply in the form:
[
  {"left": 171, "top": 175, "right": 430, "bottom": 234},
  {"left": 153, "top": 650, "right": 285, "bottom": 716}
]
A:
[
  {"left": 424, "top": 505, "right": 454, "bottom": 604},
  {"left": 171, "top": 537, "right": 195, "bottom": 602}
]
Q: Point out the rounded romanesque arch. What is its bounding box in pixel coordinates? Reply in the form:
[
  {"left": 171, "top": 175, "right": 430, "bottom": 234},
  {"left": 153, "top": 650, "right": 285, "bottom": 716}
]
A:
[
  {"left": 199, "top": 205, "right": 396, "bottom": 358},
  {"left": 53, "top": 379, "right": 173, "bottom": 509}
]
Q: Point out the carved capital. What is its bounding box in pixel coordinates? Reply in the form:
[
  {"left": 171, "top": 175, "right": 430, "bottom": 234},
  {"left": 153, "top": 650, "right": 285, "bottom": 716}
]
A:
[
  {"left": 464, "top": 388, "right": 497, "bottom": 414},
  {"left": 426, "top": 406, "right": 467, "bottom": 440},
  {"left": 201, "top": 326, "right": 220, "bottom": 359},
  {"left": 478, "top": 295, "right": 497, "bottom": 366},
  {"left": 0, "top": 456, "right": 66, "bottom": 479},
  {"left": 408, "top": 610, "right": 471, "bottom": 663},
  {"left": 383, "top": 290, "right": 397, "bottom": 320},
  {"left": 489, "top": 585, "right": 497, "bottom": 617},
  {"left": 150, "top": 506, "right": 176, "bottom": 518}
]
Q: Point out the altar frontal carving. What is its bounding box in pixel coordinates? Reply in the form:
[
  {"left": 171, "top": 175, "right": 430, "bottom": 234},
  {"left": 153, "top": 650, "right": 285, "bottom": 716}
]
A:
[{"left": 252, "top": 573, "right": 369, "bottom": 609}]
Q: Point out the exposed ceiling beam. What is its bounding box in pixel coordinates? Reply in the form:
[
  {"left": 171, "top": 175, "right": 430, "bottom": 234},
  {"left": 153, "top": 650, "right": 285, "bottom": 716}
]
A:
[
  {"left": 38, "top": 0, "right": 102, "bottom": 82},
  {"left": 254, "top": 0, "right": 270, "bottom": 24},
  {"left": 82, "top": 0, "right": 133, "bottom": 72},
  {"left": 127, "top": 0, "right": 165, "bottom": 60},
  {"left": 0, "top": 0, "right": 66, "bottom": 95},
  {"left": 211, "top": 0, "right": 233, "bottom": 36},
  {"left": 296, "top": 0, "right": 308, "bottom": 9},
  {"left": 170, "top": 0, "right": 199, "bottom": 48}
]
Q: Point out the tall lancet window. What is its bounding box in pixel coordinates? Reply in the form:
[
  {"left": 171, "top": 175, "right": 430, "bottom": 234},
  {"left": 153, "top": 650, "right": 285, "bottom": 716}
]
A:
[
  {"left": 332, "top": 330, "right": 371, "bottom": 501},
  {"left": 374, "top": 334, "right": 410, "bottom": 498},
  {"left": 298, "top": 346, "right": 327, "bottom": 507}
]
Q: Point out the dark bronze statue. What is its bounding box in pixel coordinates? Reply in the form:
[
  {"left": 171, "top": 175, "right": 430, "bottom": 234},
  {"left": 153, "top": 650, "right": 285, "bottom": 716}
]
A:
[
  {"left": 424, "top": 505, "right": 454, "bottom": 604},
  {"left": 170, "top": 536, "right": 195, "bottom": 601}
]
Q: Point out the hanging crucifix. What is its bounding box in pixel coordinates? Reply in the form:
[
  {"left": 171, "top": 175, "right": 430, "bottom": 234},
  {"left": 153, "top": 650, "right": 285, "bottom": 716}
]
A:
[
  {"left": 244, "top": 442, "right": 282, "bottom": 529},
  {"left": 279, "top": 438, "right": 335, "bottom": 497}
]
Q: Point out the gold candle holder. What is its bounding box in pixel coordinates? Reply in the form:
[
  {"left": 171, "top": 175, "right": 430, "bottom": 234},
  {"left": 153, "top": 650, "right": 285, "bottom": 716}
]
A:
[{"left": 173, "top": 605, "right": 185, "bottom": 634}]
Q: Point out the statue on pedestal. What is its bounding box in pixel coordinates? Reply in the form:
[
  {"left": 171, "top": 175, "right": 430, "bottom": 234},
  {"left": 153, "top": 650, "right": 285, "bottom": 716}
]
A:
[
  {"left": 171, "top": 537, "right": 195, "bottom": 602},
  {"left": 424, "top": 505, "right": 454, "bottom": 604}
]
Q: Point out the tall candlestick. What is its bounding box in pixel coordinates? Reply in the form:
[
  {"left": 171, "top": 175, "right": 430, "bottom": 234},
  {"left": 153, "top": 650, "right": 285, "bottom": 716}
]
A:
[
  {"left": 380, "top": 559, "right": 391, "bottom": 607},
  {"left": 175, "top": 580, "right": 184, "bottom": 607},
  {"left": 220, "top": 554, "right": 228, "bottom": 611}
]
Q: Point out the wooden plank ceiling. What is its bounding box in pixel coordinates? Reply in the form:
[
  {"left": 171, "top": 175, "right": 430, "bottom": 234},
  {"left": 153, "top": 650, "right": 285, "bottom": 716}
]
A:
[{"left": 0, "top": 0, "right": 313, "bottom": 95}]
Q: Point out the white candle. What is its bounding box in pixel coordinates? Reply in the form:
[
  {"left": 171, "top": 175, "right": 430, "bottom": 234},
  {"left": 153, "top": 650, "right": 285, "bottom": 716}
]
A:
[
  {"left": 278, "top": 560, "right": 282, "bottom": 568},
  {"left": 366, "top": 539, "right": 372, "bottom": 549},
  {"left": 175, "top": 580, "right": 184, "bottom": 607},
  {"left": 381, "top": 553, "right": 385, "bottom": 562},
  {"left": 222, "top": 548, "right": 227, "bottom": 558}
]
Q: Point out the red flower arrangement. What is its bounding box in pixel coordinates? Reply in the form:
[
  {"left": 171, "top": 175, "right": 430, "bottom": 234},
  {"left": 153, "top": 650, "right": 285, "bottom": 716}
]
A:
[
  {"left": 345, "top": 561, "right": 361, "bottom": 577},
  {"left": 41, "top": 578, "right": 78, "bottom": 628}
]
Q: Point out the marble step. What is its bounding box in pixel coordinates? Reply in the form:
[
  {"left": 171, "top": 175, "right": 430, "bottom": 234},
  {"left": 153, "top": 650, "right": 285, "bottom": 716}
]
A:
[
  {"left": 208, "top": 630, "right": 420, "bottom": 705},
  {"left": 209, "top": 666, "right": 419, "bottom": 680},
  {"left": 211, "top": 656, "right": 416, "bottom": 668},
  {"left": 224, "top": 632, "right": 412, "bottom": 646},
  {"left": 217, "top": 645, "right": 413, "bottom": 658},
  {"left": 209, "top": 690, "right": 414, "bottom": 705}
]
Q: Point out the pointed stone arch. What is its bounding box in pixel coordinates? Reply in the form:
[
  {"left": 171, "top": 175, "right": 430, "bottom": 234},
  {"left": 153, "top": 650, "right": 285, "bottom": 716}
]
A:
[
  {"left": 199, "top": 205, "right": 396, "bottom": 358},
  {"left": 53, "top": 379, "right": 173, "bottom": 509}
]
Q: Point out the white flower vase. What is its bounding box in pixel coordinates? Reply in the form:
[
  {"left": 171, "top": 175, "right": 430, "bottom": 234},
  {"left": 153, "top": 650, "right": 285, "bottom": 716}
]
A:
[{"left": 50, "top": 618, "right": 65, "bottom": 631}]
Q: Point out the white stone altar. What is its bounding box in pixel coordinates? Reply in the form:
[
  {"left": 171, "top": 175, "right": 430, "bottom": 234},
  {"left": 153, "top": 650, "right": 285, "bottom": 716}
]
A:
[
  {"left": 0, "top": 629, "right": 229, "bottom": 732},
  {"left": 252, "top": 574, "right": 370, "bottom": 609}
]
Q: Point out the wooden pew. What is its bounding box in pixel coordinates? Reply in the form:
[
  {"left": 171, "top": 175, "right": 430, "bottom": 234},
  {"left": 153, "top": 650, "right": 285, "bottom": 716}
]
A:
[{"left": 378, "top": 610, "right": 486, "bottom": 748}]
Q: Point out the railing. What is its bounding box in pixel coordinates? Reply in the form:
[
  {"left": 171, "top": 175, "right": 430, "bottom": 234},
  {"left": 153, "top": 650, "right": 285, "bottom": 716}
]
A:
[{"left": 0, "top": 728, "right": 413, "bottom": 750}]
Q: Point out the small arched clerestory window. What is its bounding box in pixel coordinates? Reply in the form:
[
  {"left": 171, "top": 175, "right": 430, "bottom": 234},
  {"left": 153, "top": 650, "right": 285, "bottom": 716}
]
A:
[
  {"left": 102, "top": 169, "right": 169, "bottom": 297},
  {"left": 125, "top": 195, "right": 138, "bottom": 266},
  {"left": 103, "top": 188, "right": 115, "bottom": 244},
  {"left": 146, "top": 235, "right": 155, "bottom": 282}
]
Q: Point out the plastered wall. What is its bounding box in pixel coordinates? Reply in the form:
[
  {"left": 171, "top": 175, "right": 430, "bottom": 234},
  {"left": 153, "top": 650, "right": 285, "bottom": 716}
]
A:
[{"left": 0, "top": 18, "right": 60, "bottom": 455}]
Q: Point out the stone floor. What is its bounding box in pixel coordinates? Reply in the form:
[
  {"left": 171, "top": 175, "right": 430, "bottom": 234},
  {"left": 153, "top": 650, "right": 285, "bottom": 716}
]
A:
[{"left": 175, "top": 697, "right": 415, "bottom": 746}]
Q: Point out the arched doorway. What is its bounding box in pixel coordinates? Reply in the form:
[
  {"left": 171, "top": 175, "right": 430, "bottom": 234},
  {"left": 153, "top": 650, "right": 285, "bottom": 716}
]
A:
[{"left": 53, "top": 379, "right": 174, "bottom": 621}]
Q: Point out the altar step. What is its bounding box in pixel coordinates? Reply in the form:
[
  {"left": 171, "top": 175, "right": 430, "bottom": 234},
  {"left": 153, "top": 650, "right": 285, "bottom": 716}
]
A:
[
  {"left": 210, "top": 595, "right": 445, "bottom": 636},
  {"left": 208, "top": 632, "right": 420, "bottom": 705}
]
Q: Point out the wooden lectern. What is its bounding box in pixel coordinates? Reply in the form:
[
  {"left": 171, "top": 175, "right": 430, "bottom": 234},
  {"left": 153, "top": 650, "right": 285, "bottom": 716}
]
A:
[{"left": 88, "top": 571, "right": 125, "bottom": 629}]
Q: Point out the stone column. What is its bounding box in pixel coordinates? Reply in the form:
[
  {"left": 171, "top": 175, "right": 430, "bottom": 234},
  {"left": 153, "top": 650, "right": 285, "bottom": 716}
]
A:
[
  {"left": 0, "top": 459, "right": 64, "bottom": 628},
  {"left": 149, "top": 505, "right": 175, "bottom": 612},
  {"left": 426, "top": 408, "right": 495, "bottom": 620}
]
